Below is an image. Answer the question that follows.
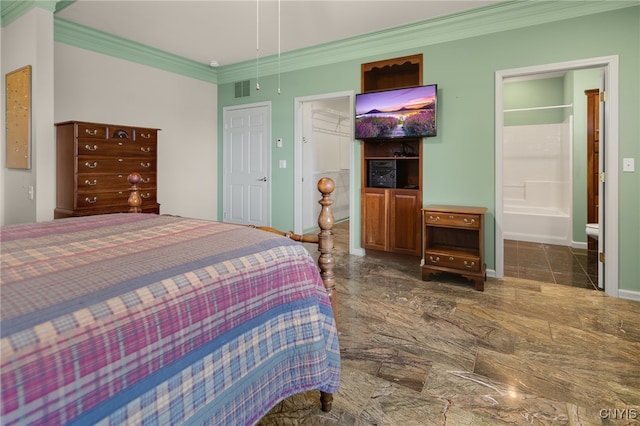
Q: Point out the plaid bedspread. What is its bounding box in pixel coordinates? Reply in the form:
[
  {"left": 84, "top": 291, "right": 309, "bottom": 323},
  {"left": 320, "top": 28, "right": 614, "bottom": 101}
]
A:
[{"left": 0, "top": 214, "right": 340, "bottom": 425}]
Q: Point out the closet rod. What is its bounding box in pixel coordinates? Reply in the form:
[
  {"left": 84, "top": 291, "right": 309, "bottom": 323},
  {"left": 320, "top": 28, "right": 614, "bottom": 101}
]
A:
[{"left": 504, "top": 104, "right": 573, "bottom": 113}]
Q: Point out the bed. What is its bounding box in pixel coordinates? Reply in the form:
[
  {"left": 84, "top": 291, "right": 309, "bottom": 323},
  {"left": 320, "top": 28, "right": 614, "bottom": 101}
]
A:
[{"left": 0, "top": 175, "right": 340, "bottom": 425}]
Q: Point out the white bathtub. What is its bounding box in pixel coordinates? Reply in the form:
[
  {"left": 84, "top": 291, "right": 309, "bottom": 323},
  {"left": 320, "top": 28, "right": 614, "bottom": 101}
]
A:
[{"left": 503, "top": 205, "right": 571, "bottom": 245}]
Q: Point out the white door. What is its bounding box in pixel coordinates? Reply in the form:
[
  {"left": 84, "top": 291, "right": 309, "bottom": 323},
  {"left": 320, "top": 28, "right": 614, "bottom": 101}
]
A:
[{"left": 223, "top": 103, "right": 271, "bottom": 226}]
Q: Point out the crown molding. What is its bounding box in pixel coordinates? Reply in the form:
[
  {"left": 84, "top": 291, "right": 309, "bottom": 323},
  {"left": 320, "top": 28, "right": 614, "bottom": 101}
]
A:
[
  {"left": 216, "top": 0, "right": 637, "bottom": 84},
  {"left": 4, "top": 0, "right": 636, "bottom": 85},
  {"left": 54, "top": 17, "right": 217, "bottom": 84},
  {"left": 1, "top": 1, "right": 56, "bottom": 26}
]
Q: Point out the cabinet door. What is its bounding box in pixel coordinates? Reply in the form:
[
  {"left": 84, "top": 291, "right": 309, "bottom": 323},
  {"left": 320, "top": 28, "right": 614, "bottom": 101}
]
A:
[
  {"left": 390, "top": 190, "right": 420, "bottom": 256},
  {"left": 362, "top": 188, "right": 389, "bottom": 251}
]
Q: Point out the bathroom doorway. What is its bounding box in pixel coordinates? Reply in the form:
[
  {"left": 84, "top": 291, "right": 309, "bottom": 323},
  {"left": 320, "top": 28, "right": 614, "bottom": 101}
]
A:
[{"left": 495, "top": 56, "right": 620, "bottom": 297}]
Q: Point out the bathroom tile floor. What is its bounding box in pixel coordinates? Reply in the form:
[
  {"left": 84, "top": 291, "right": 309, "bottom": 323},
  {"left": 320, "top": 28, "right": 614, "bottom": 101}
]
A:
[
  {"left": 503, "top": 239, "right": 599, "bottom": 290},
  {"left": 258, "top": 223, "right": 639, "bottom": 425}
]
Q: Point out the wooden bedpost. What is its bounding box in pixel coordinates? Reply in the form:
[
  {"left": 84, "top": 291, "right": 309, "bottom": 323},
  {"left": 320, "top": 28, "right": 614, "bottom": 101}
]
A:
[
  {"left": 316, "top": 177, "right": 336, "bottom": 414},
  {"left": 316, "top": 178, "right": 336, "bottom": 311},
  {"left": 128, "top": 172, "right": 142, "bottom": 213}
]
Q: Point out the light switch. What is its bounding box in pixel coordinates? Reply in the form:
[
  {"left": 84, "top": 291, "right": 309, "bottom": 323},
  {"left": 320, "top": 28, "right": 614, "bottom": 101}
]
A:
[
  {"left": 279, "top": 159, "right": 286, "bottom": 169},
  {"left": 623, "top": 157, "right": 635, "bottom": 172}
]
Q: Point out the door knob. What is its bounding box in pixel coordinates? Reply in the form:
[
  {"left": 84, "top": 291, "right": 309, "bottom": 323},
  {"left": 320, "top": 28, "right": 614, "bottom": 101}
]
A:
[{"left": 257, "top": 177, "right": 267, "bottom": 182}]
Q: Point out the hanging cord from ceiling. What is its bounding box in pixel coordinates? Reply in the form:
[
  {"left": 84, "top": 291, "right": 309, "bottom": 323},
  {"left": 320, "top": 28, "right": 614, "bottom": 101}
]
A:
[
  {"left": 277, "top": 0, "right": 281, "bottom": 95},
  {"left": 256, "top": 0, "right": 260, "bottom": 90}
]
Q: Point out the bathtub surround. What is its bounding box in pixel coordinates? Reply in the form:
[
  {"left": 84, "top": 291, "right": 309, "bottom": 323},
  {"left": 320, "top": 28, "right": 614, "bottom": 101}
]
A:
[{"left": 503, "top": 119, "right": 572, "bottom": 247}]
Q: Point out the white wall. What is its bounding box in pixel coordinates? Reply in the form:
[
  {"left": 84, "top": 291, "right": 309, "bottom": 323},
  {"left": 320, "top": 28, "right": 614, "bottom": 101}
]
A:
[
  {"left": 1, "top": 8, "right": 55, "bottom": 225},
  {"left": 54, "top": 44, "right": 218, "bottom": 220}
]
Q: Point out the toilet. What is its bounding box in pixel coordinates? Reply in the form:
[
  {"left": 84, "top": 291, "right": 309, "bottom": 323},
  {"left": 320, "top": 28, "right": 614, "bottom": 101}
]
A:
[{"left": 586, "top": 223, "right": 599, "bottom": 239}]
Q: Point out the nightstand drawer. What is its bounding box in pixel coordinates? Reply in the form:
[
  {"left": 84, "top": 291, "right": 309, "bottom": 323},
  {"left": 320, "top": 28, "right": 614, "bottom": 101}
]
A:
[
  {"left": 424, "top": 212, "right": 481, "bottom": 229},
  {"left": 424, "top": 250, "right": 481, "bottom": 272}
]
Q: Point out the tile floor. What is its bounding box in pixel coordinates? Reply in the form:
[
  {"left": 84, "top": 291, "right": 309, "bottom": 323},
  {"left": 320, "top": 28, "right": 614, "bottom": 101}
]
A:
[
  {"left": 503, "top": 239, "right": 599, "bottom": 290},
  {"left": 258, "top": 223, "right": 639, "bottom": 425}
]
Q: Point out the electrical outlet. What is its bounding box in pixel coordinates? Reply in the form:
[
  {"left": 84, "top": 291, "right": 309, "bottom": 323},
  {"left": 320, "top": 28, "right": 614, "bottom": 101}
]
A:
[{"left": 623, "top": 158, "right": 635, "bottom": 172}]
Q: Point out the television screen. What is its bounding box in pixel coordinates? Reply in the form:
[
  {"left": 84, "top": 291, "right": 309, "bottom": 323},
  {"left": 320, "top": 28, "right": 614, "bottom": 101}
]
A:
[{"left": 355, "top": 84, "right": 437, "bottom": 140}]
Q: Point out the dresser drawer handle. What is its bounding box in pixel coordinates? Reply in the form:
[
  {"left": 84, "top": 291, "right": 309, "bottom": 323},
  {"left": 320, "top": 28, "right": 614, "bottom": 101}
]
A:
[
  {"left": 140, "top": 133, "right": 152, "bottom": 139},
  {"left": 141, "top": 177, "right": 151, "bottom": 183},
  {"left": 84, "top": 144, "right": 98, "bottom": 151},
  {"left": 141, "top": 193, "right": 151, "bottom": 199},
  {"left": 429, "top": 256, "right": 440, "bottom": 263},
  {"left": 428, "top": 215, "right": 440, "bottom": 222},
  {"left": 141, "top": 146, "right": 151, "bottom": 153},
  {"left": 85, "top": 128, "right": 98, "bottom": 136},
  {"left": 118, "top": 158, "right": 124, "bottom": 162},
  {"left": 85, "top": 196, "right": 98, "bottom": 204},
  {"left": 463, "top": 218, "right": 476, "bottom": 225},
  {"left": 140, "top": 162, "right": 151, "bottom": 168},
  {"left": 118, "top": 141, "right": 124, "bottom": 146},
  {"left": 84, "top": 161, "right": 98, "bottom": 169},
  {"left": 464, "top": 261, "right": 476, "bottom": 268},
  {"left": 84, "top": 179, "right": 98, "bottom": 186}
]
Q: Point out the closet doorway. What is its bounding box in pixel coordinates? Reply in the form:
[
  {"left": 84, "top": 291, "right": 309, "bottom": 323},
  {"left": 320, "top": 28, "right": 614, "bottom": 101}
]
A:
[
  {"left": 495, "top": 56, "right": 620, "bottom": 297},
  {"left": 294, "top": 91, "right": 355, "bottom": 252}
]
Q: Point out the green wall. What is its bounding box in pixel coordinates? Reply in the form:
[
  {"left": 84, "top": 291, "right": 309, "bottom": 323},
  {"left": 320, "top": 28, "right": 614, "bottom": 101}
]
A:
[
  {"left": 217, "top": 6, "right": 640, "bottom": 293},
  {"left": 503, "top": 77, "right": 566, "bottom": 126}
]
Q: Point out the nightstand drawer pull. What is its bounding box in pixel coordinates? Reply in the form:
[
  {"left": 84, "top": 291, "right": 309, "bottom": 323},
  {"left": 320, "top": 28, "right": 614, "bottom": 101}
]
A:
[
  {"left": 85, "top": 161, "right": 98, "bottom": 168},
  {"left": 464, "top": 260, "right": 476, "bottom": 268},
  {"left": 85, "top": 144, "right": 98, "bottom": 151},
  {"left": 428, "top": 215, "right": 440, "bottom": 222},
  {"left": 85, "top": 196, "right": 98, "bottom": 204},
  {"left": 429, "top": 256, "right": 440, "bottom": 263},
  {"left": 84, "top": 179, "right": 98, "bottom": 186},
  {"left": 463, "top": 218, "right": 476, "bottom": 225}
]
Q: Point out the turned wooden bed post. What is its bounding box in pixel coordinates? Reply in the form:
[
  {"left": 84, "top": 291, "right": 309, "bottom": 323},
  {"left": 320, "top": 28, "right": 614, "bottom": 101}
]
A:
[
  {"left": 316, "top": 177, "right": 336, "bottom": 413},
  {"left": 316, "top": 178, "right": 336, "bottom": 312},
  {"left": 128, "top": 172, "right": 143, "bottom": 213}
]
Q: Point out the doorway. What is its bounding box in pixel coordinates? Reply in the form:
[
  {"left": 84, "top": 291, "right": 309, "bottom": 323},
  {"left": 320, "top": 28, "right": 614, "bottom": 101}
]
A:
[
  {"left": 222, "top": 102, "right": 272, "bottom": 226},
  {"left": 294, "top": 91, "right": 355, "bottom": 252},
  {"left": 495, "top": 56, "right": 620, "bottom": 297}
]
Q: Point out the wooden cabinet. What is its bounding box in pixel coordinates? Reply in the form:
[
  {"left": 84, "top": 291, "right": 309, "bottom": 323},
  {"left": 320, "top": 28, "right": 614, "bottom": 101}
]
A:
[
  {"left": 362, "top": 187, "right": 421, "bottom": 255},
  {"left": 421, "top": 205, "right": 487, "bottom": 291},
  {"left": 360, "top": 54, "right": 423, "bottom": 256},
  {"left": 55, "top": 121, "right": 160, "bottom": 218}
]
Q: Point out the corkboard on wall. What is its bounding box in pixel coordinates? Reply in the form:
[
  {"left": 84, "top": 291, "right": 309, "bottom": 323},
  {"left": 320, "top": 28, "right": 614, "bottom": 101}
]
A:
[{"left": 5, "top": 65, "right": 32, "bottom": 169}]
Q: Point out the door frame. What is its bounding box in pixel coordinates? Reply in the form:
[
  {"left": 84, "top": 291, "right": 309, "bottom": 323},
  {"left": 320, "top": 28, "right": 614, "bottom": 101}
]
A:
[
  {"left": 494, "top": 55, "right": 619, "bottom": 297},
  {"left": 293, "top": 91, "right": 360, "bottom": 255},
  {"left": 222, "top": 101, "right": 272, "bottom": 226}
]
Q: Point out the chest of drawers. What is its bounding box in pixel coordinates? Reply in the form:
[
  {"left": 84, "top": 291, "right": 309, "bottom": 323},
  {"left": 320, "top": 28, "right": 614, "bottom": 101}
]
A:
[
  {"left": 55, "top": 121, "right": 160, "bottom": 218},
  {"left": 421, "top": 205, "right": 487, "bottom": 291}
]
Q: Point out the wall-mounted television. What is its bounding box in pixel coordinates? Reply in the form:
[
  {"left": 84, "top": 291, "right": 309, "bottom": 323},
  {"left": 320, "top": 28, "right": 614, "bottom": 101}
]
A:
[{"left": 355, "top": 84, "right": 437, "bottom": 140}]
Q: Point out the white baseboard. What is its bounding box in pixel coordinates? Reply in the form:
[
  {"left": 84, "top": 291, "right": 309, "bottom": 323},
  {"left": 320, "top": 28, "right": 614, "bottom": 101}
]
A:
[{"left": 618, "top": 289, "right": 640, "bottom": 302}]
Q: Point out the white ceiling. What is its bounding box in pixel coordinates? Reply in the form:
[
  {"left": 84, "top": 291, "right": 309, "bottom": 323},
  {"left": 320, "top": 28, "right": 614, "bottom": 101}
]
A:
[{"left": 55, "top": 0, "right": 504, "bottom": 67}]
